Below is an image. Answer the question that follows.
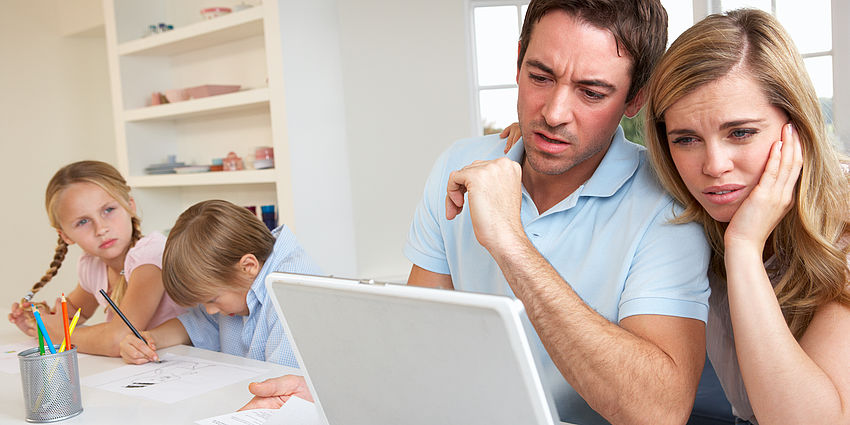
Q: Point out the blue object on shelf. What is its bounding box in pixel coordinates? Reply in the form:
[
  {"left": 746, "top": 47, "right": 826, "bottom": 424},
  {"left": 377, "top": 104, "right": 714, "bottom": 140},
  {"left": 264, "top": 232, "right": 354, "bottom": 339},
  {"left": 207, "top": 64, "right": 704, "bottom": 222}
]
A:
[{"left": 261, "top": 205, "right": 276, "bottom": 231}]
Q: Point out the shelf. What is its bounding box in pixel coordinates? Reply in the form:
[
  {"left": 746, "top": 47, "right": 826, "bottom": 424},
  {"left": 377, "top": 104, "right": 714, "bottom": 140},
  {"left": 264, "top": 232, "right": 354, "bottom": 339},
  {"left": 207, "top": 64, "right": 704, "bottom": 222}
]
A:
[
  {"left": 124, "top": 88, "right": 270, "bottom": 122},
  {"left": 128, "top": 169, "right": 277, "bottom": 188},
  {"left": 118, "top": 6, "right": 264, "bottom": 56}
]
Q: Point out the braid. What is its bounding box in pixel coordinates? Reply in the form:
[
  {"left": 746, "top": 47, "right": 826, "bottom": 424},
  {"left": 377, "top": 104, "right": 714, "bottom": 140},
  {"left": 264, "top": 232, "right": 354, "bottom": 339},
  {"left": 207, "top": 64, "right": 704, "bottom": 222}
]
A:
[
  {"left": 110, "top": 216, "right": 143, "bottom": 307},
  {"left": 31, "top": 235, "right": 68, "bottom": 295}
]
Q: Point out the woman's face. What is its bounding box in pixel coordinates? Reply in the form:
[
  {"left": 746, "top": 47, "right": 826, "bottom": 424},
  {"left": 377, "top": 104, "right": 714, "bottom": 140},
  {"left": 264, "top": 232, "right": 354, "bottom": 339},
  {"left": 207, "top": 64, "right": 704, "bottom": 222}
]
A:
[{"left": 663, "top": 72, "right": 790, "bottom": 223}]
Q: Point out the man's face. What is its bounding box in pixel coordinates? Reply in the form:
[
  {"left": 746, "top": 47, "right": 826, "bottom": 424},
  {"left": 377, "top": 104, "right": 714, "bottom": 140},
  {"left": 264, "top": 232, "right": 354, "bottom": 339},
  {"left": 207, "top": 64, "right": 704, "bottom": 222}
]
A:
[{"left": 517, "top": 10, "right": 636, "bottom": 180}]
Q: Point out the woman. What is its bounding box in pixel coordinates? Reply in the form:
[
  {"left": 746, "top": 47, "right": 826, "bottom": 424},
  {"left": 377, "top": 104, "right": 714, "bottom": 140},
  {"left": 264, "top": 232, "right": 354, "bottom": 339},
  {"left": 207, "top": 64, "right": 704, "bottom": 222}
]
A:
[{"left": 644, "top": 9, "right": 850, "bottom": 425}]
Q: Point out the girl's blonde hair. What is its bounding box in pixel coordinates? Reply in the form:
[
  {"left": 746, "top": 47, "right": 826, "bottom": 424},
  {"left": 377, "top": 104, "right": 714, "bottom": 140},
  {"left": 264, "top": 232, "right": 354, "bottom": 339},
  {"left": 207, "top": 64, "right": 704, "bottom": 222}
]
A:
[
  {"left": 162, "top": 200, "right": 275, "bottom": 306},
  {"left": 644, "top": 9, "right": 850, "bottom": 338},
  {"left": 35, "top": 161, "right": 142, "bottom": 306}
]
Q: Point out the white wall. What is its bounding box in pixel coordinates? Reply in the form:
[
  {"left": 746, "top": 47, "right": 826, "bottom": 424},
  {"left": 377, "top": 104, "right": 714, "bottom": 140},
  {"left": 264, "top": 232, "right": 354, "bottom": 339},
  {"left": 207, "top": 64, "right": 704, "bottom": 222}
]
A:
[
  {"left": 337, "top": 0, "right": 474, "bottom": 281},
  {"left": 0, "top": 1, "right": 115, "bottom": 305}
]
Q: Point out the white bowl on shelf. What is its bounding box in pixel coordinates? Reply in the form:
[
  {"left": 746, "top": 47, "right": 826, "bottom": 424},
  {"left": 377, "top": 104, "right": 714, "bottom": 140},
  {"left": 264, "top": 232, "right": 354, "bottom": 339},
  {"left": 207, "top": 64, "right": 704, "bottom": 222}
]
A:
[{"left": 175, "top": 165, "right": 211, "bottom": 174}]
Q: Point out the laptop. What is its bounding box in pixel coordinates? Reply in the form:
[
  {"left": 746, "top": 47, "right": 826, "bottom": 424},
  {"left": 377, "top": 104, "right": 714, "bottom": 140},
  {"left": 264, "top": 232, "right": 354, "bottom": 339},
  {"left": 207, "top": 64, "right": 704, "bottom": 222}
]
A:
[{"left": 266, "top": 272, "right": 558, "bottom": 425}]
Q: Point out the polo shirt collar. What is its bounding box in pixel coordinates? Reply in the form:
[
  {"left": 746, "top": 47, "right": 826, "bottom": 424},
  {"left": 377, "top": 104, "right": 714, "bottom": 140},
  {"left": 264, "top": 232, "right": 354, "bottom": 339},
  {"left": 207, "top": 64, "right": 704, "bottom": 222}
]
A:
[{"left": 506, "top": 125, "right": 641, "bottom": 199}]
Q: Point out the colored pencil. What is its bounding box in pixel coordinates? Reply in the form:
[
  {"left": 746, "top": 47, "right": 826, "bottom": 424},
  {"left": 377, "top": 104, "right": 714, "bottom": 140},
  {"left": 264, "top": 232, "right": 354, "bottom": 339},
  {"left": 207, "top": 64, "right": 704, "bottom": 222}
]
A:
[
  {"left": 59, "top": 308, "right": 81, "bottom": 352},
  {"left": 60, "top": 294, "right": 70, "bottom": 354},
  {"left": 37, "top": 327, "right": 44, "bottom": 355},
  {"left": 98, "top": 289, "right": 148, "bottom": 344},
  {"left": 32, "top": 310, "right": 57, "bottom": 354}
]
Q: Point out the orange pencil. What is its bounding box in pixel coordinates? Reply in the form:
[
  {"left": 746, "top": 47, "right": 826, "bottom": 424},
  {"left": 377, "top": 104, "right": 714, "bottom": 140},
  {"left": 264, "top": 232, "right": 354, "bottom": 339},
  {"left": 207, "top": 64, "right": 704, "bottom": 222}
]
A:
[{"left": 61, "top": 294, "right": 70, "bottom": 352}]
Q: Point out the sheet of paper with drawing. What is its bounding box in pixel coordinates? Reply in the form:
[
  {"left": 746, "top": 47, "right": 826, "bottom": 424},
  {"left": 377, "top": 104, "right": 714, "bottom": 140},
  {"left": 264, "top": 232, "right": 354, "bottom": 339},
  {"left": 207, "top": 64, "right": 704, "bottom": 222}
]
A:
[{"left": 82, "top": 352, "right": 268, "bottom": 403}]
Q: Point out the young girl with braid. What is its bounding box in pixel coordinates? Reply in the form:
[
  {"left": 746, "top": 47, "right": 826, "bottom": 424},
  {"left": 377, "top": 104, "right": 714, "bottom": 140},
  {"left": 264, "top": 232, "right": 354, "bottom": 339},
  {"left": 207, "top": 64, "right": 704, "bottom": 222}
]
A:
[{"left": 7, "top": 161, "right": 185, "bottom": 356}]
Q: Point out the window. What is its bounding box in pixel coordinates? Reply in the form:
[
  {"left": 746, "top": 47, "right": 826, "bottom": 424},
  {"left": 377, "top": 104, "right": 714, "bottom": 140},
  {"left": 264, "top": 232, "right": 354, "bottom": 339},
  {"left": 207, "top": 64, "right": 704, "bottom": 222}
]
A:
[
  {"left": 716, "top": 0, "right": 835, "bottom": 139},
  {"left": 469, "top": 2, "right": 527, "bottom": 135},
  {"left": 467, "top": 0, "right": 690, "bottom": 141},
  {"left": 468, "top": 1, "right": 840, "bottom": 148}
]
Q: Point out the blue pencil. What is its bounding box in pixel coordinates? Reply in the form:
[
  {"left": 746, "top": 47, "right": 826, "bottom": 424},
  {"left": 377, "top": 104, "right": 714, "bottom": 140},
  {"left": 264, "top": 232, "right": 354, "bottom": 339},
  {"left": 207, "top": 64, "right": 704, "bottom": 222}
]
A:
[{"left": 32, "top": 310, "right": 57, "bottom": 354}]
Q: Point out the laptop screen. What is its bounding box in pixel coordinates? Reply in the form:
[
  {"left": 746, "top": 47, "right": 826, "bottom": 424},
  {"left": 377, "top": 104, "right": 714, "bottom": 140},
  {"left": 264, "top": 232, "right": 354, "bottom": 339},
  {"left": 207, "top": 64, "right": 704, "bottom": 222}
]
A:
[{"left": 267, "top": 272, "right": 557, "bottom": 425}]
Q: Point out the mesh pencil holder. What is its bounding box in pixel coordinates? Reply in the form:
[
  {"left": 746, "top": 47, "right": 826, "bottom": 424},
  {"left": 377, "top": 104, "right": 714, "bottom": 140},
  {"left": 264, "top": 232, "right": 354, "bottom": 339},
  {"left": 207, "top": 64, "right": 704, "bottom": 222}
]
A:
[{"left": 18, "top": 346, "right": 83, "bottom": 423}]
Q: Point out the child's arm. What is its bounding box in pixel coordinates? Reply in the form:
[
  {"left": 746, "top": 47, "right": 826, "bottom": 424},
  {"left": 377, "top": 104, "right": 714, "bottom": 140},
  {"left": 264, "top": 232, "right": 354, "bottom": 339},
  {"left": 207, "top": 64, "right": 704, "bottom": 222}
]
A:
[
  {"left": 63, "top": 284, "right": 100, "bottom": 323},
  {"left": 119, "top": 318, "right": 190, "bottom": 364},
  {"left": 41, "top": 264, "right": 168, "bottom": 356}
]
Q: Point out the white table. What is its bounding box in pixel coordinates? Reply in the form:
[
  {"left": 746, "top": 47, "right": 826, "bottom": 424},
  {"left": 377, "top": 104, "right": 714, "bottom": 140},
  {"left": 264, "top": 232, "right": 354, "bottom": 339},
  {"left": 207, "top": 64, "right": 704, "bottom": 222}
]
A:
[
  {"left": 0, "top": 310, "right": 295, "bottom": 425},
  {"left": 1, "top": 309, "right": 577, "bottom": 425}
]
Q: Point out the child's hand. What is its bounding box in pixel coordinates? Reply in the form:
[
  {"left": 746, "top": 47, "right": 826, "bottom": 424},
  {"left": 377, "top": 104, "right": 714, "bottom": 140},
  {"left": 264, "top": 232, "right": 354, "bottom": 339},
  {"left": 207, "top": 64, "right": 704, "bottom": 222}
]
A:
[
  {"left": 499, "top": 122, "right": 522, "bottom": 154},
  {"left": 8, "top": 302, "right": 37, "bottom": 337},
  {"left": 119, "top": 331, "right": 159, "bottom": 364}
]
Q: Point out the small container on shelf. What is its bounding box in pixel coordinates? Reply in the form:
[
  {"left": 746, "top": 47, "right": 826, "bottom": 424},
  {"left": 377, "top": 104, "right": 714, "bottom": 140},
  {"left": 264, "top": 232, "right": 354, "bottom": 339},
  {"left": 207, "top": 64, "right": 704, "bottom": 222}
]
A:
[
  {"left": 209, "top": 158, "right": 224, "bottom": 172},
  {"left": 201, "top": 7, "right": 232, "bottom": 19},
  {"left": 164, "top": 89, "right": 190, "bottom": 103},
  {"left": 253, "top": 146, "right": 274, "bottom": 169},
  {"left": 222, "top": 152, "right": 244, "bottom": 171},
  {"left": 261, "top": 205, "right": 277, "bottom": 230},
  {"left": 184, "top": 84, "right": 241, "bottom": 99}
]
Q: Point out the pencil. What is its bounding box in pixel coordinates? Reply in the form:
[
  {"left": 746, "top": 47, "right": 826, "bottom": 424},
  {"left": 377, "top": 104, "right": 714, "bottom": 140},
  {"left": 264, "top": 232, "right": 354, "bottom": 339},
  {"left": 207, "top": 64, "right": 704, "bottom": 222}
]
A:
[
  {"left": 32, "top": 310, "right": 57, "bottom": 354},
  {"left": 37, "top": 327, "right": 44, "bottom": 356},
  {"left": 59, "top": 308, "right": 81, "bottom": 352},
  {"left": 61, "top": 294, "right": 70, "bottom": 354},
  {"left": 98, "top": 289, "right": 148, "bottom": 344}
]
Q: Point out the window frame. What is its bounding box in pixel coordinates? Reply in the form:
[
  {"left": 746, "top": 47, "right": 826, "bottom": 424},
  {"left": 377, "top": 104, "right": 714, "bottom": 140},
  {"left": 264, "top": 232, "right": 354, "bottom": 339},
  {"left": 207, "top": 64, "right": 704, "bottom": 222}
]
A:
[
  {"left": 466, "top": 0, "right": 529, "bottom": 136},
  {"left": 466, "top": 0, "right": 846, "bottom": 151}
]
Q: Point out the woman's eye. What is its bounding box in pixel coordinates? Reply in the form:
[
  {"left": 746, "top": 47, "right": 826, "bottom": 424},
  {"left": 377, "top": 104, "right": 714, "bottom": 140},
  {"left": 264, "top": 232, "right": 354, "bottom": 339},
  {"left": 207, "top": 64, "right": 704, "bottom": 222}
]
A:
[
  {"left": 730, "top": 129, "right": 757, "bottom": 139},
  {"left": 671, "top": 136, "right": 697, "bottom": 145}
]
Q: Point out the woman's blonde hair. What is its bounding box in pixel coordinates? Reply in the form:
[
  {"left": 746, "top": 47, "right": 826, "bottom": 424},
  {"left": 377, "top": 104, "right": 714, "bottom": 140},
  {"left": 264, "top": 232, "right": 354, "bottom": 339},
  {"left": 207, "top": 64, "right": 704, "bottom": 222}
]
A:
[
  {"left": 162, "top": 200, "right": 275, "bottom": 306},
  {"left": 35, "top": 161, "right": 142, "bottom": 306},
  {"left": 644, "top": 9, "right": 850, "bottom": 338}
]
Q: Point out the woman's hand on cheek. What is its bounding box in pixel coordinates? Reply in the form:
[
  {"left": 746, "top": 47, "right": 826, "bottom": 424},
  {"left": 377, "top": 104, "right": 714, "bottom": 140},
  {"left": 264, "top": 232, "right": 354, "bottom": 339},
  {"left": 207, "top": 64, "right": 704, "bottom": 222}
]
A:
[{"left": 724, "top": 123, "right": 803, "bottom": 250}]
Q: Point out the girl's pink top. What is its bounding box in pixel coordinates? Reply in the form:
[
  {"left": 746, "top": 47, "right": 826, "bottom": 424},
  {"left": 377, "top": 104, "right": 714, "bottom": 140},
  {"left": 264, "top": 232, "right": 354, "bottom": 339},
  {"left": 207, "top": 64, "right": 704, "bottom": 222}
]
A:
[{"left": 77, "top": 232, "right": 185, "bottom": 328}]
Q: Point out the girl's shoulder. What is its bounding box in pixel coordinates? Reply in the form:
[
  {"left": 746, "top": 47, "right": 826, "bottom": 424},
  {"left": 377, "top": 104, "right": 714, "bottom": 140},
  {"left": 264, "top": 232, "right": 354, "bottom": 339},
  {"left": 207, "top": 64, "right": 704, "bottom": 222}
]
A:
[{"left": 124, "top": 232, "right": 167, "bottom": 275}]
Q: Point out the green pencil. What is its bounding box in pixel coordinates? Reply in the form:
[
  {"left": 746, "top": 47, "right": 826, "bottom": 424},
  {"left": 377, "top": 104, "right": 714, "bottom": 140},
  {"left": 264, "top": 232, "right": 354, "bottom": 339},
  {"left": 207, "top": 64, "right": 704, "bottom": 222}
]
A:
[{"left": 37, "top": 327, "right": 44, "bottom": 355}]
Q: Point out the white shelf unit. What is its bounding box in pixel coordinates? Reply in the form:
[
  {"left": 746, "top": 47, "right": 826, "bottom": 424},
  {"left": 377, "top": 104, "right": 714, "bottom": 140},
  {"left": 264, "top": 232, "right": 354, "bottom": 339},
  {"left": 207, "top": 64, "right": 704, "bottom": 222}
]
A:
[
  {"left": 103, "top": 0, "right": 358, "bottom": 275},
  {"left": 103, "top": 0, "right": 289, "bottom": 234}
]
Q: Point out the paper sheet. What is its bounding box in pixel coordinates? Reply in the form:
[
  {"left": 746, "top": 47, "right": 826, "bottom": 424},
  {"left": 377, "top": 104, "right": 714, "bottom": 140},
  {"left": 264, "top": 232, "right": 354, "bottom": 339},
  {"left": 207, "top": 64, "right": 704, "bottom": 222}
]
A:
[
  {"left": 82, "top": 352, "right": 267, "bottom": 403},
  {"left": 265, "top": 396, "right": 322, "bottom": 425},
  {"left": 194, "top": 397, "right": 321, "bottom": 425},
  {"left": 194, "top": 408, "right": 277, "bottom": 425},
  {"left": 0, "top": 341, "right": 36, "bottom": 374}
]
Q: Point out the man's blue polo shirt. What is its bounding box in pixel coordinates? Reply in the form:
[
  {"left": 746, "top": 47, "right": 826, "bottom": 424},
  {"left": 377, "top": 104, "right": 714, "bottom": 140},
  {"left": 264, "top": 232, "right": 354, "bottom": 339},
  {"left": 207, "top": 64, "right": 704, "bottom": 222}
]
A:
[{"left": 404, "top": 127, "right": 710, "bottom": 425}]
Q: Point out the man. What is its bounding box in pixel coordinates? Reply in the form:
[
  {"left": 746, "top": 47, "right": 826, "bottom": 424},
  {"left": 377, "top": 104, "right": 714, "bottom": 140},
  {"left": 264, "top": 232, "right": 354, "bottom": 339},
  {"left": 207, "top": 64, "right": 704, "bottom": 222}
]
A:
[
  {"left": 240, "top": 1, "right": 709, "bottom": 423},
  {"left": 404, "top": 1, "right": 709, "bottom": 424}
]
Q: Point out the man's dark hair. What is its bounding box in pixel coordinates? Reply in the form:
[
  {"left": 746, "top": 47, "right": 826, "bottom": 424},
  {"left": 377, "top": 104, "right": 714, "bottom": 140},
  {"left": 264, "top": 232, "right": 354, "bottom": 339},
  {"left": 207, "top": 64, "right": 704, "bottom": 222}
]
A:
[{"left": 518, "top": 0, "right": 668, "bottom": 103}]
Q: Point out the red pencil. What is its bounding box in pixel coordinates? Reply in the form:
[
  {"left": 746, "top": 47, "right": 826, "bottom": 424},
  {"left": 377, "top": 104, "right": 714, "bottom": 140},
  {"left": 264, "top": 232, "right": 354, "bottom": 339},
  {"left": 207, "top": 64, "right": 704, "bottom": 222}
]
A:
[{"left": 61, "top": 294, "right": 70, "bottom": 351}]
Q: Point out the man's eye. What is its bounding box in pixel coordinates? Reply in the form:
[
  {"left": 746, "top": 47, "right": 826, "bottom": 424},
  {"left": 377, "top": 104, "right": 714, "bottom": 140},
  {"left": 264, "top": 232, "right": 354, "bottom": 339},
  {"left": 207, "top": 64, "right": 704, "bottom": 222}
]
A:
[{"left": 583, "top": 89, "right": 604, "bottom": 100}]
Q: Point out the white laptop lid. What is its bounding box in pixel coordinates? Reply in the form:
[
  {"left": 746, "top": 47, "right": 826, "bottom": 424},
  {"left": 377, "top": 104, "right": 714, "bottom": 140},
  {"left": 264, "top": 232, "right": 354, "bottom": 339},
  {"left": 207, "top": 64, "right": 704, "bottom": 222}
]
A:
[{"left": 267, "top": 272, "right": 556, "bottom": 425}]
